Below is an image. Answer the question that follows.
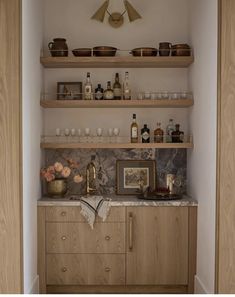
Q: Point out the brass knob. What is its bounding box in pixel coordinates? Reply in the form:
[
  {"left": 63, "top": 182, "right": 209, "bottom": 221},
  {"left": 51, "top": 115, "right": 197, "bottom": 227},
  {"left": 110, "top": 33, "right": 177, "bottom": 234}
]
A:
[
  {"left": 61, "top": 236, "right": 67, "bottom": 241},
  {"left": 105, "top": 235, "right": 111, "bottom": 241},
  {"left": 61, "top": 211, "right": 66, "bottom": 216},
  {"left": 105, "top": 267, "right": 111, "bottom": 272},
  {"left": 61, "top": 267, "right": 67, "bottom": 272}
]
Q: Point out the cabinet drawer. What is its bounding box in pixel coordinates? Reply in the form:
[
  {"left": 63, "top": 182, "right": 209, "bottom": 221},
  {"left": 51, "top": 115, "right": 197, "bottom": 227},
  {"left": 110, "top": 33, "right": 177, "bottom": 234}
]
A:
[
  {"left": 46, "top": 222, "right": 125, "bottom": 253},
  {"left": 47, "top": 254, "right": 125, "bottom": 285},
  {"left": 46, "top": 206, "right": 125, "bottom": 222}
]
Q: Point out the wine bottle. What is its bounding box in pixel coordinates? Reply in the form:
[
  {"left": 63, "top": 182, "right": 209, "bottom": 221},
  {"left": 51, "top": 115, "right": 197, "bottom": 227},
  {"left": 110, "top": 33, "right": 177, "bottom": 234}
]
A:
[
  {"left": 131, "top": 114, "right": 138, "bottom": 143},
  {"left": 84, "top": 72, "right": 93, "bottom": 100},
  {"left": 123, "top": 72, "right": 131, "bottom": 100},
  {"left": 113, "top": 73, "right": 122, "bottom": 100}
]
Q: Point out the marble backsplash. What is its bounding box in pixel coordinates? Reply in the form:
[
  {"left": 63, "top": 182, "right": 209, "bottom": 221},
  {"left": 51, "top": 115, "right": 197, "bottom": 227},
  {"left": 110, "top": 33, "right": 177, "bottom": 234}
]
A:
[{"left": 43, "top": 149, "right": 187, "bottom": 196}]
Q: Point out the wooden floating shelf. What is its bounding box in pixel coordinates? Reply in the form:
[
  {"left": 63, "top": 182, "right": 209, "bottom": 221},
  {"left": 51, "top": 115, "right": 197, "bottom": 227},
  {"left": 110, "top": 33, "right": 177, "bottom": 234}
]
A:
[
  {"left": 40, "top": 99, "right": 194, "bottom": 109},
  {"left": 40, "top": 142, "right": 193, "bottom": 149},
  {"left": 40, "top": 56, "right": 194, "bottom": 69}
]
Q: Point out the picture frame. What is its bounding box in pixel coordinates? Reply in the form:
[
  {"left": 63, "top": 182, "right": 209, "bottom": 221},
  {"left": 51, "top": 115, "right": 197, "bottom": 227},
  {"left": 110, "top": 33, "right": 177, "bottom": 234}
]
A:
[
  {"left": 116, "top": 160, "right": 156, "bottom": 195},
  {"left": 57, "top": 82, "right": 83, "bottom": 100}
]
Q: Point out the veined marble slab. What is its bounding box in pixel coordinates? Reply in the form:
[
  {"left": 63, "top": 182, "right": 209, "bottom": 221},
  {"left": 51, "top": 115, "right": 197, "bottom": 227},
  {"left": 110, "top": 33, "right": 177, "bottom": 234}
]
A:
[{"left": 37, "top": 195, "right": 197, "bottom": 207}]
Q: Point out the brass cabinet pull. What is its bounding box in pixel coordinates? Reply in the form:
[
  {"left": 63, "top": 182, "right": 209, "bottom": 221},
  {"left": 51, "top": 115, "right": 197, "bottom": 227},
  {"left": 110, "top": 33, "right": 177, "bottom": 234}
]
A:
[
  {"left": 61, "top": 267, "right": 67, "bottom": 272},
  {"left": 105, "top": 267, "right": 111, "bottom": 272},
  {"left": 129, "top": 212, "right": 133, "bottom": 251},
  {"left": 61, "top": 211, "right": 66, "bottom": 217},
  {"left": 61, "top": 236, "right": 67, "bottom": 241},
  {"left": 105, "top": 235, "right": 111, "bottom": 241}
]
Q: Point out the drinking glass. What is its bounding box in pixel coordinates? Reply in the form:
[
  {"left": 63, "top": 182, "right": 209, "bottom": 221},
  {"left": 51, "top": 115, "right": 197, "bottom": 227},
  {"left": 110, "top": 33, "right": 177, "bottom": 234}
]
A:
[
  {"left": 85, "top": 128, "right": 90, "bottom": 142},
  {"left": 108, "top": 128, "right": 113, "bottom": 143},
  {"left": 96, "top": 128, "right": 103, "bottom": 143},
  {"left": 77, "top": 128, "right": 82, "bottom": 142},
  {"left": 113, "top": 128, "right": 120, "bottom": 143}
]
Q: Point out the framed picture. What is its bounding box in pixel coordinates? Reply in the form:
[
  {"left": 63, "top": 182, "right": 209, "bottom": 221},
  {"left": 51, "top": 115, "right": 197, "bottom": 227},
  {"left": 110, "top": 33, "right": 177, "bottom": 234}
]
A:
[
  {"left": 116, "top": 160, "right": 156, "bottom": 195},
  {"left": 57, "top": 82, "right": 83, "bottom": 100}
]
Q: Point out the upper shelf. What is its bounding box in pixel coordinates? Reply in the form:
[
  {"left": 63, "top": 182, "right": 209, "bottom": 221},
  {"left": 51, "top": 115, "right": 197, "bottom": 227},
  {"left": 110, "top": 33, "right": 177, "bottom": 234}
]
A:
[{"left": 40, "top": 56, "right": 194, "bottom": 69}]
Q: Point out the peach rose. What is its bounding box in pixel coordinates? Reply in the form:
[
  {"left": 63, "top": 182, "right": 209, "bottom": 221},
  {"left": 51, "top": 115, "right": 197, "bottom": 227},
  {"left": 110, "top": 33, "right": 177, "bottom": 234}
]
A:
[
  {"left": 73, "top": 174, "right": 83, "bottom": 184},
  {"left": 47, "top": 165, "right": 55, "bottom": 173},
  {"left": 61, "top": 167, "right": 71, "bottom": 178},
  {"left": 54, "top": 162, "right": 63, "bottom": 172},
  {"left": 44, "top": 172, "right": 55, "bottom": 182}
]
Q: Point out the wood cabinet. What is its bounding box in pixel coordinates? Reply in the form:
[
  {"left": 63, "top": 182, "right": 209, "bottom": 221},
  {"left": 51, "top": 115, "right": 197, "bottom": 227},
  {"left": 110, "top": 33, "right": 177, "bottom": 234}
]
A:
[
  {"left": 126, "top": 207, "right": 188, "bottom": 285},
  {"left": 38, "top": 205, "right": 197, "bottom": 294}
]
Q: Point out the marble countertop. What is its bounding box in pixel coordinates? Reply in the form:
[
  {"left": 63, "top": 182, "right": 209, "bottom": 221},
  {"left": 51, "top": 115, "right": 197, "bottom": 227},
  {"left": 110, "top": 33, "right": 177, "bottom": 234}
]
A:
[{"left": 38, "top": 194, "right": 198, "bottom": 207}]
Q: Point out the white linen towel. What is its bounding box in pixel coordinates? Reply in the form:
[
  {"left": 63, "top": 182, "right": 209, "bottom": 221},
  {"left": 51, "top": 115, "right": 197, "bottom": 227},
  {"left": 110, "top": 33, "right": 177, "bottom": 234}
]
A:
[{"left": 80, "top": 196, "right": 111, "bottom": 229}]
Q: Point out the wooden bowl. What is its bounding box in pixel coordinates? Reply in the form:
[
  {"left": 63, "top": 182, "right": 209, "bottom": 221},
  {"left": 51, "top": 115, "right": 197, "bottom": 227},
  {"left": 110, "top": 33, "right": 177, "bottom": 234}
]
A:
[
  {"left": 131, "top": 47, "right": 158, "bottom": 57},
  {"left": 93, "top": 46, "right": 117, "bottom": 57},
  {"left": 72, "top": 48, "right": 92, "bottom": 57}
]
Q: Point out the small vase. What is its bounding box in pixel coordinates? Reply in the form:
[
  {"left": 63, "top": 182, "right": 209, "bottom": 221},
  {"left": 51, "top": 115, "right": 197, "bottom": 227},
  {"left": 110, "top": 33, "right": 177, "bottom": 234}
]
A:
[
  {"left": 47, "top": 179, "right": 67, "bottom": 197},
  {"left": 48, "top": 38, "right": 69, "bottom": 57}
]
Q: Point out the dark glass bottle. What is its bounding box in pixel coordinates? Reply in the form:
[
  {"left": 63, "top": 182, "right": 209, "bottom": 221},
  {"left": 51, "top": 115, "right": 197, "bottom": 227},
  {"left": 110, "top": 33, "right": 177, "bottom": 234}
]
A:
[
  {"left": 172, "top": 124, "right": 184, "bottom": 143},
  {"left": 95, "top": 84, "right": 104, "bottom": 100},
  {"left": 141, "top": 124, "right": 150, "bottom": 143},
  {"left": 113, "top": 73, "right": 122, "bottom": 100}
]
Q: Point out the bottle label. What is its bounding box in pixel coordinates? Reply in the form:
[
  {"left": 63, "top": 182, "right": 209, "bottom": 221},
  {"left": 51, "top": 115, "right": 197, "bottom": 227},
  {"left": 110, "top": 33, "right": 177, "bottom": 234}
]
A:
[
  {"left": 131, "top": 127, "right": 138, "bottom": 138},
  {"left": 142, "top": 131, "right": 150, "bottom": 141},
  {"left": 95, "top": 91, "right": 103, "bottom": 100},
  {"left": 114, "top": 87, "right": 122, "bottom": 98},
  {"left": 104, "top": 91, "right": 114, "bottom": 100}
]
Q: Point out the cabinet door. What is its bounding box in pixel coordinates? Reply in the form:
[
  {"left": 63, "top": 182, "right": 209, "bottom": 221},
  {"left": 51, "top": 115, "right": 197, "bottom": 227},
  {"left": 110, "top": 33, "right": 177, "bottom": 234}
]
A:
[{"left": 126, "top": 207, "right": 188, "bottom": 285}]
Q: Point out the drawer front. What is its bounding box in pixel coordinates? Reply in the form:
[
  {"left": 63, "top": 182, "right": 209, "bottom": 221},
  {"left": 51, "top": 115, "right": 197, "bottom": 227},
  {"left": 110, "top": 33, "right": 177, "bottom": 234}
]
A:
[
  {"left": 46, "top": 206, "right": 125, "bottom": 222},
  {"left": 46, "top": 222, "right": 125, "bottom": 253},
  {"left": 47, "top": 254, "right": 125, "bottom": 285}
]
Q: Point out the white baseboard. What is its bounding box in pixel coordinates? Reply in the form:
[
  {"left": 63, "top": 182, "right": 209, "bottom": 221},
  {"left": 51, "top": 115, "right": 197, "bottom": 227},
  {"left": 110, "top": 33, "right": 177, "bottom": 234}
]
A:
[
  {"left": 194, "top": 275, "right": 209, "bottom": 294},
  {"left": 29, "top": 275, "right": 39, "bottom": 294}
]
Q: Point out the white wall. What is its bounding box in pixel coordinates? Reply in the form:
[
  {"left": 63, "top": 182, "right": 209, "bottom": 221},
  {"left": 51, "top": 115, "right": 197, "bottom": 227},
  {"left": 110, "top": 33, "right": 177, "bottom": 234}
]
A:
[
  {"left": 43, "top": 0, "right": 191, "bottom": 137},
  {"left": 22, "top": 0, "right": 43, "bottom": 293},
  {"left": 188, "top": 0, "right": 218, "bottom": 293}
]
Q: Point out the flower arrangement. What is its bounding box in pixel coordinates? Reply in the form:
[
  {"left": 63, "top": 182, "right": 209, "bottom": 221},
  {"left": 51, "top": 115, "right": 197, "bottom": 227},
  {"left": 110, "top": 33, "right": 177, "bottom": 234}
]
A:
[{"left": 40, "top": 158, "right": 83, "bottom": 184}]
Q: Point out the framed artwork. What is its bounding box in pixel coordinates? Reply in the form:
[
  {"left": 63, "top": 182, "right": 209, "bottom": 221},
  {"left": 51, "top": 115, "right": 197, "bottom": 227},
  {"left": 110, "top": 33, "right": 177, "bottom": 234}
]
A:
[
  {"left": 57, "top": 82, "right": 83, "bottom": 100},
  {"left": 116, "top": 160, "right": 156, "bottom": 195}
]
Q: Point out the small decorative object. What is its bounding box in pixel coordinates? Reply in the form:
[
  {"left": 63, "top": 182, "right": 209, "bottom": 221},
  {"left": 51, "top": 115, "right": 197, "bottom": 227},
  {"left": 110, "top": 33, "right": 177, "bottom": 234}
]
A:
[
  {"left": 116, "top": 160, "right": 156, "bottom": 195},
  {"left": 159, "top": 42, "right": 172, "bottom": 56},
  {"left": 91, "top": 0, "right": 142, "bottom": 28},
  {"left": 57, "top": 82, "right": 83, "bottom": 100},
  {"left": 48, "top": 38, "right": 68, "bottom": 57},
  {"left": 41, "top": 159, "right": 83, "bottom": 197}
]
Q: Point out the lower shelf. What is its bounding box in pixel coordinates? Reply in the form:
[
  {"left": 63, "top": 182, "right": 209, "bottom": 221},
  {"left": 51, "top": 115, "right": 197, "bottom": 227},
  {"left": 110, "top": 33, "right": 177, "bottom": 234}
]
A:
[{"left": 40, "top": 142, "right": 193, "bottom": 149}]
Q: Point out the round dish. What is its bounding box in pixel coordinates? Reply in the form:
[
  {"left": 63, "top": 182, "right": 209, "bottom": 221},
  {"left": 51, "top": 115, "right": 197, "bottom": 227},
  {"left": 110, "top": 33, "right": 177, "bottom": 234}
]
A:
[
  {"left": 131, "top": 47, "right": 158, "bottom": 57},
  {"left": 93, "top": 46, "right": 117, "bottom": 57},
  {"left": 72, "top": 48, "right": 92, "bottom": 57}
]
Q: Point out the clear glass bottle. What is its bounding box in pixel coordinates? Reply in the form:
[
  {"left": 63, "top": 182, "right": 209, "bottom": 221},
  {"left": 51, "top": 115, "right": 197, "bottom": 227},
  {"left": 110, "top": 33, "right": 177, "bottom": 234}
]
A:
[
  {"left": 84, "top": 72, "right": 93, "bottom": 100},
  {"left": 172, "top": 124, "right": 184, "bottom": 143},
  {"left": 123, "top": 72, "right": 131, "bottom": 100},
  {"left": 113, "top": 73, "right": 122, "bottom": 100},
  {"left": 166, "top": 119, "right": 175, "bottom": 143},
  {"left": 131, "top": 114, "right": 138, "bottom": 143},
  {"left": 154, "top": 122, "right": 164, "bottom": 143},
  {"left": 95, "top": 84, "right": 104, "bottom": 100},
  {"left": 141, "top": 124, "right": 150, "bottom": 143},
  {"left": 103, "top": 81, "right": 114, "bottom": 100}
]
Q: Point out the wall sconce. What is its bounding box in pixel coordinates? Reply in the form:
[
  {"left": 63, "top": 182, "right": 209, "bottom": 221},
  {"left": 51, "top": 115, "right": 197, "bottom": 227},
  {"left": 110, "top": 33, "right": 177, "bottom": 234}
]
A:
[{"left": 91, "top": 0, "right": 142, "bottom": 28}]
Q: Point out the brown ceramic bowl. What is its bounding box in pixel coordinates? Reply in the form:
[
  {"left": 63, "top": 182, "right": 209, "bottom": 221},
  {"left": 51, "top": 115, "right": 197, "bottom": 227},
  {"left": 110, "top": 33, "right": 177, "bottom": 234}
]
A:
[
  {"left": 171, "top": 44, "right": 191, "bottom": 56},
  {"left": 72, "top": 48, "right": 92, "bottom": 57},
  {"left": 93, "top": 46, "right": 117, "bottom": 57},
  {"left": 131, "top": 47, "right": 158, "bottom": 57}
]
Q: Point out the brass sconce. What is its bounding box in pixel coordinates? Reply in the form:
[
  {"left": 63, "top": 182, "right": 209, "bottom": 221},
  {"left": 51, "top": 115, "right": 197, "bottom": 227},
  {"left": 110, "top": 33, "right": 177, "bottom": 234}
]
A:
[{"left": 91, "top": 0, "right": 142, "bottom": 28}]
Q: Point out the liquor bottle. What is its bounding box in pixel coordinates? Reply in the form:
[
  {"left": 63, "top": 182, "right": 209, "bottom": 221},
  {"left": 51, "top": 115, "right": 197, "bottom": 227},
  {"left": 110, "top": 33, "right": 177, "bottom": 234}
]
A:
[
  {"left": 166, "top": 119, "right": 175, "bottom": 143},
  {"left": 131, "top": 114, "right": 138, "bottom": 143},
  {"left": 172, "top": 124, "right": 184, "bottom": 143},
  {"left": 141, "top": 124, "right": 150, "bottom": 143},
  {"left": 95, "top": 84, "right": 104, "bottom": 100},
  {"left": 84, "top": 72, "right": 93, "bottom": 100},
  {"left": 103, "top": 81, "right": 114, "bottom": 100},
  {"left": 154, "top": 122, "right": 164, "bottom": 143},
  {"left": 113, "top": 73, "right": 122, "bottom": 100},
  {"left": 123, "top": 72, "right": 131, "bottom": 100}
]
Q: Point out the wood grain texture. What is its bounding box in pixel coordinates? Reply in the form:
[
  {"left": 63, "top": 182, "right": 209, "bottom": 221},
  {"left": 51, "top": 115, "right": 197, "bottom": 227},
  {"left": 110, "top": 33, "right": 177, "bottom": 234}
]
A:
[
  {"left": 188, "top": 207, "right": 197, "bottom": 293},
  {"left": 40, "top": 56, "right": 194, "bottom": 69},
  {"left": 46, "top": 222, "right": 125, "bottom": 254},
  {"left": 0, "top": 0, "right": 22, "bottom": 293},
  {"left": 217, "top": 0, "right": 235, "bottom": 293},
  {"left": 41, "top": 142, "right": 193, "bottom": 149},
  {"left": 126, "top": 207, "right": 188, "bottom": 285},
  {"left": 40, "top": 99, "right": 194, "bottom": 109},
  {"left": 38, "top": 207, "right": 46, "bottom": 293},
  {"left": 46, "top": 206, "right": 125, "bottom": 222}
]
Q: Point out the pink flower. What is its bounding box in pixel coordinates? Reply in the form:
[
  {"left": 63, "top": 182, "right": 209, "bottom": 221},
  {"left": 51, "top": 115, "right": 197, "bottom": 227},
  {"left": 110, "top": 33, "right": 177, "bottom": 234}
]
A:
[
  {"left": 54, "top": 162, "right": 63, "bottom": 172},
  {"left": 44, "top": 172, "right": 55, "bottom": 182},
  {"left": 47, "top": 166, "right": 55, "bottom": 173},
  {"left": 61, "top": 167, "right": 71, "bottom": 178},
  {"left": 73, "top": 174, "right": 83, "bottom": 184}
]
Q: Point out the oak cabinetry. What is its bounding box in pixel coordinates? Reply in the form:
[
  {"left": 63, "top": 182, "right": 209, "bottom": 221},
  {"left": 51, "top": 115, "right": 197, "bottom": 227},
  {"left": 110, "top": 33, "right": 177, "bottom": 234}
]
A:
[
  {"left": 38, "top": 205, "right": 197, "bottom": 294},
  {"left": 126, "top": 207, "right": 188, "bottom": 285}
]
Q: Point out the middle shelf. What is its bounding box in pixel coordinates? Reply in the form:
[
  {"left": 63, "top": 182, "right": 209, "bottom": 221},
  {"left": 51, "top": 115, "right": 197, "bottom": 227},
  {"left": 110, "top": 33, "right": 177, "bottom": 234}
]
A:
[{"left": 40, "top": 99, "right": 194, "bottom": 109}]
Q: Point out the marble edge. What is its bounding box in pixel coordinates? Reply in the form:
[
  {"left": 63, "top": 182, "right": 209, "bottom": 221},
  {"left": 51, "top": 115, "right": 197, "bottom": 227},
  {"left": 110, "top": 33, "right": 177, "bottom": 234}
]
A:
[{"left": 37, "top": 195, "right": 198, "bottom": 207}]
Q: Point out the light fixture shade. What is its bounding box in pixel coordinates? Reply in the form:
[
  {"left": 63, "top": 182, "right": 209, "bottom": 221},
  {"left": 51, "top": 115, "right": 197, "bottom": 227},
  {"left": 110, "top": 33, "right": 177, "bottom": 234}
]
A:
[
  {"left": 91, "top": 0, "right": 109, "bottom": 23},
  {"left": 124, "top": 0, "right": 142, "bottom": 22}
]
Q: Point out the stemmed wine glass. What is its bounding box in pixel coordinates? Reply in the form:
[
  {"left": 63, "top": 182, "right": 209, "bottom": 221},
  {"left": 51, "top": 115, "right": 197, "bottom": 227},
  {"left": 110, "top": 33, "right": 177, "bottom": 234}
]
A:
[
  {"left": 85, "top": 128, "right": 90, "bottom": 143},
  {"left": 113, "top": 128, "right": 120, "bottom": 143},
  {"left": 96, "top": 128, "right": 103, "bottom": 143}
]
